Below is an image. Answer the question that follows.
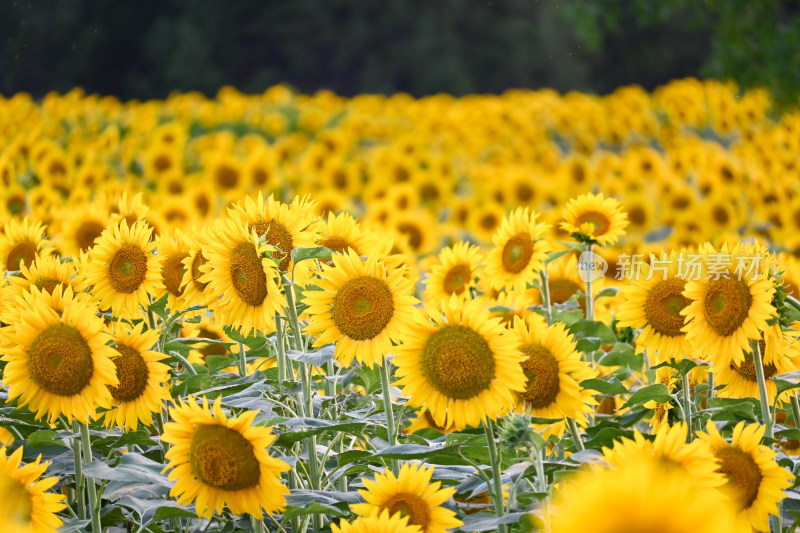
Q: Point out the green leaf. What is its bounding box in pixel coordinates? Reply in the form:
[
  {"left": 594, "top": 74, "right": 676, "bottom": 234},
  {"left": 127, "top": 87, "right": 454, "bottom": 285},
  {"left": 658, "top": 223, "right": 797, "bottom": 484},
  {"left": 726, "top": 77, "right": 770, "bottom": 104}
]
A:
[
  {"left": 26, "top": 429, "right": 68, "bottom": 448},
  {"left": 583, "top": 426, "right": 634, "bottom": 450},
  {"left": 82, "top": 453, "right": 171, "bottom": 486},
  {"left": 568, "top": 320, "right": 617, "bottom": 345},
  {"left": 706, "top": 397, "right": 759, "bottom": 422},
  {"left": 291, "top": 246, "right": 333, "bottom": 263},
  {"left": 373, "top": 443, "right": 461, "bottom": 460},
  {"left": 774, "top": 378, "right": 800, "bottom": 397},
  {"left": 622, "top": 384, "right": 671, "bottom": 408},
  {"left": 147, "top": 292, "right": 169, "bottom": 319},
  {"left": 458, "top": 511, "right": 531, "bottom": 531},
  {"left": 286, "top": 346, "right": 335, "bottom": 366},
  {"left": 594, "top": 287, "right": 619, "bottom": 300},
  {"left": 153, "top": 505, "right": 198, "bottom": 521},
  {"left": 596, "top": 343, "right": 641, "bottom": 370},
  {"left": 272, "top": 417, "right": 370, "bottom": 446},
  {"left": 580, "top": 378, "right": 628, "bottom": 395},
  {"left": 776, "top": 428, "right": 800, "bottom": 440},
  {"left": 652, "top": 358, "right": 705, "bottom": 375}
]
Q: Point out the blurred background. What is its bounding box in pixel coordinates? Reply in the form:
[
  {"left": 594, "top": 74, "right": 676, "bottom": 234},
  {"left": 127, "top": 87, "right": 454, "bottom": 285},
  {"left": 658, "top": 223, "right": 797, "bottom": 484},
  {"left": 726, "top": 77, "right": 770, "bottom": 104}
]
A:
[{"left": 2, "top": 0, "right": 799, "bottom": 107}]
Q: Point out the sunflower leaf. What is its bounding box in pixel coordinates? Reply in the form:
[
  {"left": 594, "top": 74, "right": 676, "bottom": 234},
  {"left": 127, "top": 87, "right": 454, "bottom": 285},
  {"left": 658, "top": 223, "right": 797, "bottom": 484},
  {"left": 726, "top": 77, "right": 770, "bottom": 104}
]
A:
[
  {"left": 580, "top": 378, "right": 628, "bottom": 395},
  {"left": 291, "top": 246, "right": 333, "bottom": 264},
  {"left": 286, "top": 345, "right": 335, "bottom": 366},
  {"left": 621, "top": 383, "right": 671, "bottom": 408}
]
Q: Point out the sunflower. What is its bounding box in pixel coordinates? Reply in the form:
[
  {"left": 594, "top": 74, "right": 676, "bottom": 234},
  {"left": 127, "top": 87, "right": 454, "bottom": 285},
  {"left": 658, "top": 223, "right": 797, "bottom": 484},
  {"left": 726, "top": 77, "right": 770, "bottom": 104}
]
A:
[
  {"left": 109, "top": 191, "right": 150, "bottom": 229},
  {"left": 392, "top": 210, "right": 438, "bottom": 255},
  {"left": 57, "top": 200, "right": 110, "bottom": 254},
  {"left": 155, "top": 228, "right": 192, "bottom": 312},
  {"left": 681, "top": 243, "right": 776, "bottom": 367},
  {"left": 404, "top": 408, "right": 457, "bottom": 435},
  {"left": 161, "top": 396, "right": 289, "bottom": 519},
  {"left": 549, "top": 454, "right": 735, "bottom": 533},
  {"left": 484, "top": 207, "right": 551, "bottom": 292},
  {"left": 616, "top": 251, "right": 694, "bottom": 364},
  {"left": 422, "top": 241, "right": 483, "bottom": 306},
  {"left": 0, "top": 446, "right": 66, "bottom": 533},
  {"left": 179, "top": 229, "right": 214, "bottom": 309},
  {"left": 393, "top": 296, "right": 526, "bottom": 430},
  {"left": 545, "top": 253, "right": 588, "bottom": 316},
  {"left": 332, "top": 509, "right": 421, "bottom": 533},
  {"left": 4, "top": 253, "right": 85, "bottom": 300},
  {"left": 643, "top": 366, "right": 679, "bottom": 432},
  {"left": 83, "top": 219, "right": 163, "bottom": 319},
  {"left": 199, "top": 218, "right": 284, "bottom": 335},
  {"left": 103, "top": 323, "right": 172, "bottom": 432},
  {"left": 510, "top": 317, "right": 597, "bottom": 427},
  {"left": 697, "top": 420, "right": 793, "bottom": 532},
  {"left": 228, "top": 192, "right": 321, "bottom": 286},
  {"left": 559, "top": 192, "right": 628, "bottom": 246},
  {"left": 181, "top": 318, "right": 235, "bottom": 366},
  {"left": 317, "top": 211, "right": 379, "bottom": 261},
  {"left": 0, "top": 286, "right": 118, "bottom": 423},
  {"left": 304, "top": 249, "right": 418, "bottom": 368},
  {"left": 351, "top": 463, "right": 461, "bottom": 533},
  {"left": 0, "top": 218, "right": 52, "bottom": 274}
]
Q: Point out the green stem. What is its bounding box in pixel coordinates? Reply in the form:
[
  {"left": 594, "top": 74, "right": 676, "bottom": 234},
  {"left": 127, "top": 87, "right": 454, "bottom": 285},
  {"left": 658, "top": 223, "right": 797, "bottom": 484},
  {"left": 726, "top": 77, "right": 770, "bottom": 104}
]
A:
[
  {"left": 251, "top": 515, "right": 265, "bottom": 533},
  {"left": 170, "top": 351, "right": 197, "bottom": 376},
  {"left": 238, "top": 341, "right": 248, "bottom": 377},
  {"left": 707, "top": 370, "right": 715, "bottom": 401},
  {"left": 791, "top": 392, "right": 800, "bottom": 429},
  {"left": 539, "top": 269, "right": 552, "bottom": 326},
  {"left": 379, "top": 361, "right": 399, "bottom": 475},
  {"left": 566, "top": 417, "right": 585, "bottom": 451},
  {"left": 274, "top": 313, "right": 287, "bottom": 392},
  {"left": 751, "top": 339, "right": 774, "bottom": 439},
  {"left": 71, "top": 422, "right": 87, "bottom": 520},
  {"left": 79, "top": 422, "right": 102, "bottom": 533},
  {"left": 482, "top": 419, "right": 507, "bottom": 533},
  {"left": 682, "top": 372, "right": 693, "bottom": 442},
  {"left": 584, "top": 243, "right": 595, "bottom": 322}
]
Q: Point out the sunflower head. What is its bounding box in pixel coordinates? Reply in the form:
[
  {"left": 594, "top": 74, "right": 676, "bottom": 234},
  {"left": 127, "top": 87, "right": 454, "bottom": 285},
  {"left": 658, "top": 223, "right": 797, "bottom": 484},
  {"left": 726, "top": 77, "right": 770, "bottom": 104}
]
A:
[
  {"left": 559, "top": 192, "right": 628, "bottom": 246},
  {"left": 0, "top": 446, "right": 66, "bottom": 533}
]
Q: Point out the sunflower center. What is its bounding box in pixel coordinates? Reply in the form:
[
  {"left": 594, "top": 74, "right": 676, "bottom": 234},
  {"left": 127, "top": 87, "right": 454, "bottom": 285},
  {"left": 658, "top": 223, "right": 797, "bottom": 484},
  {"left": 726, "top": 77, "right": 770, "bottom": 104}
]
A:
[
  {"left": 76, "top": 220, "right": 105, "bottom": 251},
  {"left": 549, "top": 279, "right": 584, "bottom": 311},
  {"left": 320, "top": 236, "right": 353, "bottom": 255},
  {"left": 198, "top": 327, "right": 227, "bottom": 358},
  {"left": 108, "top": 344, "right": 150, "bottom": 402},
  {"left": 518, "top": 343, "right": 561, "bottom": 409},
  {"left": 332, "top": 276, "right": 394, "bottom": 341},
  {"left": 162, "top": 253, "right": 189, "bottom": 297},
  {"left": 190, "top": 424, "right": 260, "bottom": 491},
  {"left": 420, "top": 325, "right": 495, "bottom": 400},
  {"left": 703, "top": 278, "right": 753, "bottom": 337},
  {"left": 443, "top": 264, "right": 471, "bottom": 295},
  {"left": 6, "top": 241, "right": 37, "bottom": 270},
  {"left": 28, "top": 323, "right": 94, "bottom": 396},
  {"left": 628, "top": 206, "right": 647, "bottom": 226},
  {"left": 576, "top": 210, "right": 611, "bottom": 235},
  {"left": 715, "top": 446, "right": 763, "bottom": 510},
  {"left": 109, "top": 244, "right": 148, "bottom": 294},
  {"left": 397, "top": 223, "right": 424, "bottom": 251},
  {"left": 644, "top": 278, "right": 690, "bottom": 337},
  {"left": 382, "top": 492, "right": 431, "bottom": 529},
  {"left": 191, "top": 252, "right": 209, "bottom": 292},
  {"left": 34, "top": 277, "right": 61, "bottom": 294},
  {"left": 251, "top": 220, "right": 293, "bottom": 271},
  {"left": 502, "top": 234, "right": 534, "bottom": 274},
  {"left": 229, "top": 242, "right": 268, "bottom": 307},
  {"left": 215, "top": 164, "right": 239, "bottom": 189},
  {"left": 730, "top": 352, "right": 777, "bottom": 382}
]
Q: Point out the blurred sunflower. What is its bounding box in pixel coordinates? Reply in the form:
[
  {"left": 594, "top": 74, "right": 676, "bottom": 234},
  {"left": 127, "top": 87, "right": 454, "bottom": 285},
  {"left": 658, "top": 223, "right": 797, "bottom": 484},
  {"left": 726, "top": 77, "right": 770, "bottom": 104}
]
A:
[
  {"left": 351, "top": 463, "right": 461, "bottom": 533},
  {"left": 162, "top": 396, "right": 289, "bottom": 519},
  {"left": 155, "top": 228, "right": 192, "bottom": 312},
  {"left": 305, "top": 250, "right": 418, "bottom": 368},
  {"left": 332, "top": 509, "right": 421, "bottom": 533},
  {"left": 0, "top": 286, "right": 118, "bottom": 423},
  {"left": 0, "top": 218, "right": 51, "bottom": 273},
  {"left": 559, "top": 192, "right": 628, "bottom": 246},
  {"left": 0, "top": 446, "right": 66, "bottom": 533},
  {"left": 423, "top": 241, "right": 482, "bottom": 306},
  {"left": 394, "top": 297, "right": 525, "bottom": 430},
  {"left": 484, "top": 207, "right": 551, "bottom": 292}
]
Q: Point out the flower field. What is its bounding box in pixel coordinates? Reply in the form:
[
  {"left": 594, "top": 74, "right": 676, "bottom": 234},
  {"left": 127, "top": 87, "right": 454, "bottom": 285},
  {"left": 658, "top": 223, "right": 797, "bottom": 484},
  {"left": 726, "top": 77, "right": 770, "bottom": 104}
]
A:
[{"left": 2, "top": 78, "right": 800, "bottom": 532}]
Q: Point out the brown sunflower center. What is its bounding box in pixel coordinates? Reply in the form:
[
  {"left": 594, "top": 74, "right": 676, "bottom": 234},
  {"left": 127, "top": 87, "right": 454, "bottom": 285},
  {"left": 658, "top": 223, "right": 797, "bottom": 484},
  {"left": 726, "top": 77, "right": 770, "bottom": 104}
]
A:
[
  {"left": 28, "top": 323, "right": 94, "bottom": 396},
  {"left": 198, "top": 327, "right": 227, "bottom": 358},
  {"left": 320, "top": 236, "right": 353, "bottom": 256},
  {"left": 549, "top": 279, "right": 584, "bottom": 310},
  {"left": 75, "top": 220, "right": 105, "bottom": 251},
  {"left": 715, "top": 446, "right": 763, "bottom": 510},
  {"left": 215, "top": 164, "right": 239, "bottom": 190},
  {"left": 397, "top": 222, "right": 423, "bottom": 251},
  {"left": 628, "top": 206, "right": 647, "bottom": 227},
  {"left": 501, "top": 234, "right": 534, "bottom": 274},
  {"left": 703, "top": 278, "right": 753, "bottom": 337},
  {"left": 420, "top": 325, "right": 495, "bottom": 400},
  {"left": 575, "top": 210, "right": 611, "bottom": 236},
  {"left": 518, "top": 343, "right": 561, "bottom": 409},
  {"left": 250, "top": 220, "right": 293, "bottom": 271},
  {"left": 190, "top": 424, "right": 260, "bottom": 491},
  {"left": 332, "top": 276, "right": 394, "bottom": 341},
  {"left": 191, "top": 252, "right": 209, "bottom": 292},
  {"left": 109, "top": 244, "right": 148, "bottom": 294},
  {"left": 34, "top": 277, "right": 61, "bottom": 294},
  {"left": 162, "top": 253, "right": 189, "bottom": 297},
  {"left": 6, "top": 241, "right": 37, "bottom": 270},
  {"left": 382, "top": 492, "right": 431, "bottom": 529},
  {"left": 442, "top": 264, "right": 472, "bottom": 295},
  {"left": 108, "top": 344, "right": 150, "bottom": 402},
  {"left": 644, "top": 278, "right": 690, "bottom": 337},
  {"left": 229, "top": 242, "right": 268, "bottom": 307},
  {"left": 730, "top": 352, "right": 777, "bottom": 383}
]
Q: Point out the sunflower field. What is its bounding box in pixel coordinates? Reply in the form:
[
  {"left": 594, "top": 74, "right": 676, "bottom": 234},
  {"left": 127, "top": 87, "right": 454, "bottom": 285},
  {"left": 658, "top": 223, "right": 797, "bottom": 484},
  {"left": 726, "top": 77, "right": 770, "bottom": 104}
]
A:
[{"left": 2, "top": 78, "right": 800, "bottom": 533}]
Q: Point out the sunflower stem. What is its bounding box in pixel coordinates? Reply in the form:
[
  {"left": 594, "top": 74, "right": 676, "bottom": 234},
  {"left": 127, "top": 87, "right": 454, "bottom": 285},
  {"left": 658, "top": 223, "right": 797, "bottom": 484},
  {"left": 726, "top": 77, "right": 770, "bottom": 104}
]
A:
[
  {"left": 79, "top": 422, "right": 102, "bottom": 533},
  {"left": 791, "top": 392, "right": 800, "bottom": 430},
  {"left": 584, "top": 243, "right": 595, "bottom": 322},
  {"left": 169, "top": 351, "right": 198, "bottom": 376},
  {"left": 682, "top": 371, "right": 693, "bottom": 442},
  {"left": 274, "top": 313, "right": 287, "bottom": 393},
  {"left": 250, "top": 515, "right": 265, "bottom": 533},
  {"left": 379, "top": 360, "right": 399, "bottom": 475},
  {"left": 707, "top": 370, "right": 715, "bottom": 401},
  {"left": 532, "top": 446, "right": 551, "bottom": 533},
  {"left": 71, "top": 422, "right": 87, "bottom": 520},
  {"left": 539, "top": 269, "right": 552, "bottom": 326},
  {"left": 566, "top": 417, "right": 585, "bottom": 451},
  {"left": 482, "top": 419, "right": 507, "bottom": 533},
  {"left": 751, "top": 339, "right": 774, "bottom": 440},
  {"left": 237, "top": 341, "right": 248, "bottom": 377}
]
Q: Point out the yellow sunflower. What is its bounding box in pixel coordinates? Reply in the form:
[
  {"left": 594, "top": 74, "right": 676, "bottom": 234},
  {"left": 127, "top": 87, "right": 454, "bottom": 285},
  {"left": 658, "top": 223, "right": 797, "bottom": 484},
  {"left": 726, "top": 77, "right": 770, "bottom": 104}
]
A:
[
  {"left": 559, "top": 192, "right": 628, "bottom": 246},
  {"left": 304, "top": 249, "right": 418, "bottom": 368},
  {"left": 681, "top": 243, "right": 777, "bottom": 367},
  {"left": 4, "top": 253, "right": 85, "bottom": 300},
  {"left": 155, "top": 228, "right": 192, "bottom": 312},
  {"left": 697, "top": 420, "right": 793, "bottom": 532},
  {"left": 0, "top": 446, "right": 66, "bottom": 533},
  {"left": 56, "top": 200, "right": 110, "bottom": 255},
  {"left": 510, "top": 316, "right": 597, "bottom": 428},
  {"left": 0, "top": 286, "right": 118, "bottom": 423},
  {"left": 393, "top": 296, "right": 526, "bottom": 430},
  {"left": 83, "top": 219, "right": 163, "bottom": 319},
  {"left": 0, "top": 217, "right": 52, "bottom": 273},
  {"left": 422, "top": 241, "right": 482, "bottom": 306},
  {"left": 332, "top": 509, "right": 421, "bottom": 533},
  {"left": 317, "top": 211, "right": 380, "bottom": 261},
  {"left": 161, "top": 396, "right": 289, "bottom": 519},
  {"left": 199, "top": 218, "right": 283, "bottom": 335},
  {"left": 643, "top": 366, "right": 679, "bottom": 432},
  {"left": 549, "top": 454, "right": 735, "bottom": 533},
  {"left": 103, "top": 323, "right": 172, "bottom": 432},
  {"left": 616, "top": 251, "right": 694, "bottom": 364},
  {"left": 484, "top": 207, "right": 551, "bottom": 292},
  {"left": 178, "top": 228, "right": 214, "bottom": 310},
  {"left": 351, "top": 463, "right": 461, "bottom": 533},
  {"left": 181, "top": 318, "right": 235, "bottom": 366}
]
